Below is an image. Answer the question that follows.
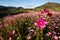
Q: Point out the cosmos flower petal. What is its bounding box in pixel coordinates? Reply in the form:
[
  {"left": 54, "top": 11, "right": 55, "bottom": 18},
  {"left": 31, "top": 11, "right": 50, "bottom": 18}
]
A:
[
  {"left": 40, "top": 25, "right": 46, "bottom": 29},
  {"left": 45, "top": 22, "right": 48, "bottom": 24},
  {"left": 35, "top": 18, "right": 48, "bottom": 29},
  {"left": 34, "top": 22, "right": 37, "bottom": 26}
]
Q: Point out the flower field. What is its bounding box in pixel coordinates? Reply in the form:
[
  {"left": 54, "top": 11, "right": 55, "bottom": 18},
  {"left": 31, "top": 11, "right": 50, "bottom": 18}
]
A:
[{"left": 0, "top": 9, "right": 60, "bottom": 40}]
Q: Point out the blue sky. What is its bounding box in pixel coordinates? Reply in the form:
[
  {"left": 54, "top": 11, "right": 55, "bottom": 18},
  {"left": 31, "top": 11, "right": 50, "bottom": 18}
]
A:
[{"left": 0, "top": 0, "right": 60, "bottom": 8}]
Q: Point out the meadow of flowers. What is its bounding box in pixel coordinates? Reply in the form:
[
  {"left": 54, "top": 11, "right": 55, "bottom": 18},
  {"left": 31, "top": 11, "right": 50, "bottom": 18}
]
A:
[{"left": 0, "top": 9, "right": 60, "bottom": 40}]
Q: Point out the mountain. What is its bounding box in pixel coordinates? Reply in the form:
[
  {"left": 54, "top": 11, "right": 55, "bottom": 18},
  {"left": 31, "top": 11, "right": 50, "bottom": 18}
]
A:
[
  {"left": 0, "top": 5, "right": 17, "bottom": 10},
  {"left": 34, "top": 2, "right": 60, "bottom": 11},
  {"left": 0, "top": 5, "right": 30, "bottom": 17}
]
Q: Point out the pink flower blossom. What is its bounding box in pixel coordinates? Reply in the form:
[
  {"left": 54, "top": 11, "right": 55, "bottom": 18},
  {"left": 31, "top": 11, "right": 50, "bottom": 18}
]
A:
[
  {"left": 48, "top": 32, "right": 51, "bottom": 35},
  {"left": 52, "top": 31, "right": 56, "bottom": 35},
  {"left": 47, "top": 13, "right": 52, "bottom": 17},
  {"left": 4, "top": 23, "right": 8, "bottom": 27},
  {"left": 44, "top": 8, "right": 50, "bottom": 13},
  {"left": 34, "top": 18, "right": 48, "bottom": 29},
  {"left": 40, "top": 38, "right": 44, "bottom": 40},
  {"left": 45, "top": 33, "right": 50, "bottom": 37},
  {"left": 48, "top": 25, "right": 55, "bottom": 29},
  {"left": 11, "top": 30, "right": 15, "bottom": 35},
  {"left": 6, "top": 30, "right": 15, "bottom": 38},
  {"left": 34, "top": 22, "right": 37, "bottom": 25},
  {"left": 53, "top": 35, "right": 58, "bottom": 40},
  {"left": 0, "top": 22, "right": 2, "bottom": 25},
  {"left": 10, "top": 19, "right": 14, "bottom": 24},
  {"left": 41, "top": 11, "right": 45, "bottom": 14},
  {"left": 8, "top": 37, "right": 12, "bottom": 40},
  {"left": 45, "top": 32, "right": 51, "bottom": 37}
]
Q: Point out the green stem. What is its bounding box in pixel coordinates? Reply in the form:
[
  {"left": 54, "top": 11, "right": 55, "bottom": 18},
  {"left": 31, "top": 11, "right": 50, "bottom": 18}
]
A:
[
  {"left": 41, "top": 29, "right": 43, "bottom": 38},
  {"left": 16, "top": 29, "right": 21, "bottom": 40},
  {"left": 36, "top": 31, "right": 40, "bottom": 40},
  {"left": 35, "top": 28, "right": 44, "bottom": 40}
]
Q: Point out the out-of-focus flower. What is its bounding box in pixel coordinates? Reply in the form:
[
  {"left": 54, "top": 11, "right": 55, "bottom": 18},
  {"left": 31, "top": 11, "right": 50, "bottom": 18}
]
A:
[
  {"left": 57, "top": 24, "right": 60, "bottom": 26},
  {"left": 0, "top": 22, "right": 2, "bottom": 25},
  {"left": 54, "top": 17, "right": 59, "bottom": 21},
  {"left": 34, "top": 31, "right": 36, "bottom": 36},
  {"left": 45, "top": 32, "right": 51, "bottom": 37},
  {"left": 10, "top": 19, "right": 14, "bottom": 25},
  {"left": 39, "top": 11, "right": 47, "bottom": 17},
  {"left": 1, "top": 28, "right": 4, "bottom": 32},
  {"left": 55, "top": 27, "right": 58, "bottom": 29},
  {"left": 30, "top": 31, "right": 36, "bottom": 38},
  {"left": 41, "top": 11, "right": 45, "bottom": 14},
  {"left": 48, "top": 25, "right": 55, "bottom": 29},
  {"left": 45, "top": 33, "right": 50, "bottom": 37},
  {"left": 40, "top": 38, "right": 44, "bottom": 40},
  {"left": 0, "top": 22, "right": 2, "bottom": 29},
  {"left": 4, "top": 23, "right": 8, "bottom": 27},
  {"left": 52, "top": 31, "right": 56, "bottom": 35},
  {"left": 11, "top": 30, "right": 15, "bottom": 35},
  {"left": 8, "top": 37, "right": 12, "bottom": 40},
  {"left": 28, "top": 27, "right": 31, "bottom": 30},
  {"left": 44, "top": 8, "right": 50, "bottom": 13},
  {"left": 6, "top": 30, "right": 15, "bottom": 38},
  {"left": 4, "top": 19, "right": 8, "bottom": 23},
  {"left": 47, "top": 13, "right": 52, "bottom": 17},
  {"left": 0, "top": 25, "right": 2, "bottom": 29},
  {"left": 53, "top": 23, "right": 56, "bottom": 26},
  {"left": 48, "top": 32, "right": 51, "bottom": 35},
  {"left": 25, "top": 23, "right": 28, "bottom": 25},
  {"left": 27, "top": 36, "right": 31, "bottom": 40},
  {"left": 29, "top": 29, "right": 34, "bottom": 32},
  {"left": 0, "top": 36, "right": 4, "bottom": 40},
  {"left": 58, "top": 36, "right": 60, "bottom": 39},
  {"left": 34, "top": 22, "right": 37, "bottom": 26},
  {"left": 51, "top": 21, "right": 54, "bottom": 23},
  {"left": 34, "top": 18, "right": 48, "bottom": 29},
  {"left": 57, "top": 33, "right": 60, "bottom": 35},
  {"left": 6, "top": 34, "right": 10, "bottom": 38},
  {"left": 4, "top": 19, "right": 8, "bottom": 27},
  {"left": 53, "top": 35, "right": 58, "bottom": 40}
]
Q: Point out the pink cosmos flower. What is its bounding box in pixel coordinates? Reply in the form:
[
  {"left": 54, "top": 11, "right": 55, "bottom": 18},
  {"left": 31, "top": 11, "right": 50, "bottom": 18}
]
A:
[
  {"left": 41, "top": 11, "right": 45, "bottom": 14},
  {"left": 11, "top": 30, "right": 15, "bottom": 35},
  {"left": 45, "top": 33, "right": 50, "bottom": 37},
  {"left": 4, "top": 23, "right": 8, "bottom": 27},
  {"left": 10, "top": 19, "right": 14, "bottom": 24},
  {"left": 0, "top": 22, "right": 2, "bottom": 25},
  {"left": 45, "top": 32, "right": 51, "bottom": 37},
  {"left": 53, "top": 35, "right": 58, "bottom": 40},
  {"left": 47, "top": 13, "right": 52, "bottom": 17},
  {"left": 44, "top": 8, "right": 50, "bottom": 13},
  {"left": 6, "top": 30, "right": 15, "bottom": 38},
  {"left": 48, "top": 32, "right": 52, "bottom": 35},
  {"left": 34, "top": 18, "right": 48, "bottom": 29},
  {"left": 48, "top": 25, "right": 55, "bottom": 29},
  {"left": 8, "top": 37, "right": 12, "bottom": 40},
  {"left": 40, "top": 38, "right": 44, "bottom": 40},
  {"left": 52, "top": 31, "right": 56, "bottom": 35},
  {"left": 34, "top": 22, "right": 37, "bottom": 25}
]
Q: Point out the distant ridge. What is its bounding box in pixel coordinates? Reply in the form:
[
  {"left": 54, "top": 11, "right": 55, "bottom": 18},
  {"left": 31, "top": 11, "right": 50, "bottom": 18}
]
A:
[
  {"left": 0, "top": 5, "right": 24, "bottom": 11},
  {"left": 34, "top": 2, "right": 60, "bottom": 11}
]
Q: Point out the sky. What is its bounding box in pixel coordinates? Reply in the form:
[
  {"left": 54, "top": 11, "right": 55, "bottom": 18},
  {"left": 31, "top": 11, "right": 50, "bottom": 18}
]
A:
[{"left": 0, "top": 0, "right": 60, "bottom": 8}]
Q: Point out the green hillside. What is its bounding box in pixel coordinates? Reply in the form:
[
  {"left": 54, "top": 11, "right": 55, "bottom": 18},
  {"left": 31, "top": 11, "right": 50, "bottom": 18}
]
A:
[
  {"left": 0, "top": 6, "right": 33, "bottom": 17},
  {"left": 34, "top": 2, "right": 60, "bottom": 11}
]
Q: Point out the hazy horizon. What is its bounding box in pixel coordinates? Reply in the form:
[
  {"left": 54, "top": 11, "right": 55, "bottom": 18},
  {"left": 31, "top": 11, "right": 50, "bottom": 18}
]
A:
[{"left": 0, "top": 0, "right": 60, "bottom": 8}]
